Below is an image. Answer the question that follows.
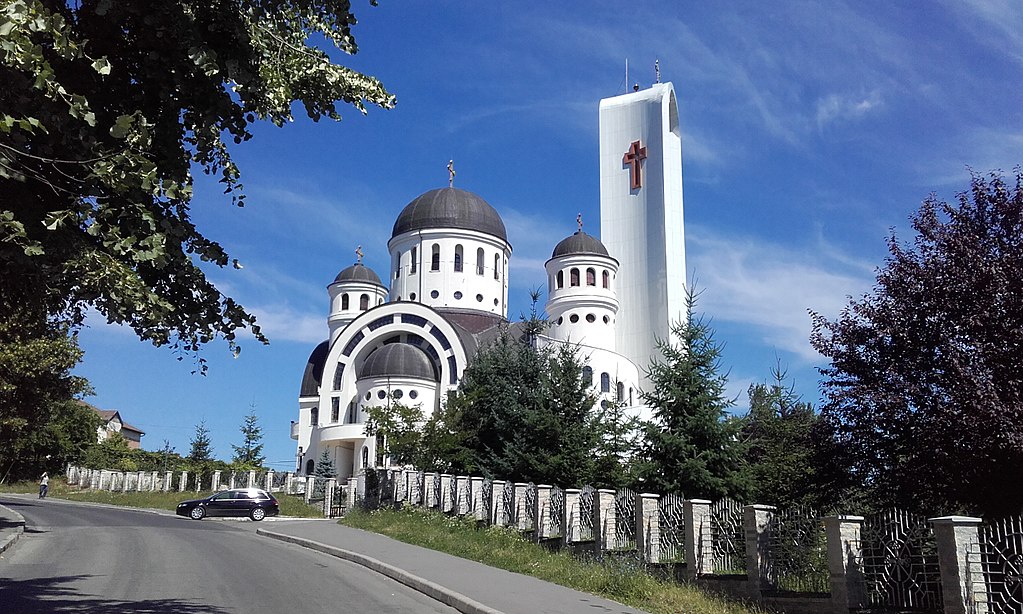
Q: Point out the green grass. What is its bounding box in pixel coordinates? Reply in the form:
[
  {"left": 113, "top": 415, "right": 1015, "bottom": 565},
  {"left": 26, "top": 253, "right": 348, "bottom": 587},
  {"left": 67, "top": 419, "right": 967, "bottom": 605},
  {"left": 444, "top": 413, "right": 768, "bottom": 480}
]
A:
[
  {"left": 0, "top": 478, "right": 324, "bottom": 518},
  {"left": 342, "top": 506, "right": 769, "bottom": 614}
]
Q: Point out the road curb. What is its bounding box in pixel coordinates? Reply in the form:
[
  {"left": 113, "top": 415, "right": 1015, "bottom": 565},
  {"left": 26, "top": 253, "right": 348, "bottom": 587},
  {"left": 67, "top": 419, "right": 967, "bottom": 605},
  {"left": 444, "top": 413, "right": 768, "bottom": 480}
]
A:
[
  {"left": 257, "top": 528, "right": 505, "bottom": 614},
  {"left": 0, "top": 502, "right": 26, "bottom": 556}
]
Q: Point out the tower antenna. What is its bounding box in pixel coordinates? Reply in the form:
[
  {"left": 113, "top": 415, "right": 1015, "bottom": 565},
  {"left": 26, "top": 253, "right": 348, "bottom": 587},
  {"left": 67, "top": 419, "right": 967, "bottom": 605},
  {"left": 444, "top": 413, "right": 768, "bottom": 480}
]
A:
[
  {"left": 625, "top": 58, "right": 628, "bottom": 94},
  {"left": 655, "top": 59, "right": 660, "bottom": 84}
]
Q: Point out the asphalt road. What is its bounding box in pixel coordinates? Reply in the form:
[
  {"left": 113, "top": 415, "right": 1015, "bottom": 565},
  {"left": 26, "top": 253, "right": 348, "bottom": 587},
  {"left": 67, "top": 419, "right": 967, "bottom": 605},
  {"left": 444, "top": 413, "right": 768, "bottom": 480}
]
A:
[{"left": 0, "top": 496, "right": 458, "bottom": 613}]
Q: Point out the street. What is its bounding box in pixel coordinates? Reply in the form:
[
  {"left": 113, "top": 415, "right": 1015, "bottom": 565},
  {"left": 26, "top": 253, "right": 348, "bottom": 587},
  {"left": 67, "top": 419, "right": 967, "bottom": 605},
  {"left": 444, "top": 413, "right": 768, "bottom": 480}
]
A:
[{"left": 0, "top": 495, "right": 458, "bottom": 613}]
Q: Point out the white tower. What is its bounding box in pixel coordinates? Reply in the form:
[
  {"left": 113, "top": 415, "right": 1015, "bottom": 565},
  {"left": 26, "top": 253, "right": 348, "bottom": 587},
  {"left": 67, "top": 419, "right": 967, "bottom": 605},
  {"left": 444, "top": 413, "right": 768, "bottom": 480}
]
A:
[
  {"left": 544, "top": 229, "right": 620, "bottom": 352},
  {"left": 598, "top": 82, "right": 686, "bottom": 379}
]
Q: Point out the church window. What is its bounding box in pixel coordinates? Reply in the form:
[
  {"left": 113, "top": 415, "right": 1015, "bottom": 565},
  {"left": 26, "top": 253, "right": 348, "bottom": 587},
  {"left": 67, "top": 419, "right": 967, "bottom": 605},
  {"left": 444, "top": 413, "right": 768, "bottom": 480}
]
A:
[
  {"left": 494, "top": 254, "right": 500, "bottom": 280},
  {"left": 600, "top": 399, "right": 609, "bottom": 409},
  {"left": 582, "top": 366, "right": 592, "bottom": 384},
  {"left": 377, "top": 390, "right": 386, "bottom": 400},
  {"left": 570, "top": 268, "right": 580, "bottom": 286},
  {"left": 430, "top": 290, "right": 439, "bottom": 299},
  {"left": 333, "top": 363, "right": 345, "bottom": 390},
  {"left": 476, "top": 248, "right": 485, "bottom": 275},
  {"left": 629, "top": 387, "right": 634, "bottom": 405},
  {"left": 360, "top": 294, "right": 369, "bottom": 310},
  {"left": 600, "top": 372, "right": 610, "bottom": 393},
  {"left": 586, "top": 268, "right": 596, "bottom": 286},
  {"left": 306, "top": 459, "right": 314, "bottom": 475},
  {"left": 378, "top": 298, "right": 383, "bottom": 305},
  {"left": 453, "top": 291, "right": 463, "bottom": 300},
  {"left": 494, "top": 298, "right": 499, "bottom": 306},
  {"left": 556, "top": 270, "right": 564, "bottom": 288},
  {"left": 331, "top": 398, "right": 340, "bottom": 423},
  {"left": 394, "top": 253, "right": 400, "bottom": 279},
  {"left": 410, "top": 293, "right": 417, "bottom": 301},
  {"left": 341, "top": 293, "right": 349, "bottom": 310},
  {"left": 409, "top": 390, "right": 419, "bottom": 400},
  {"left": 310, "top": 407, "right": 319, "bottom": 425},
  {"left": 454, "top": 245, "right": 463, "bottom": 272},
  {"left": 361, "top": 446, "right": 369, "bottom": 469},
  {"left": 365, "top": 392, "right": 371, "bottom": 401},
  {"left": 603, "top": 315, "right": 610, "bottom": 324},
  {"left": 431, "top": 244, "right": 440, "bottom": 271},
  {"left": 570, "top": 314, "right": 579, "bottom": 323},
  {"left": 476, "top": 294, "right": 483, "bottom": 302},
  {"left": 393, "top": 389, "right": 403, "bottom": 400},
  {"left": 617, "top": 382, "right": 625, "bottom": 402},
  {"left": 411, "top": 247, "right": 417, "bottom": 273},
  {"left": 602, "top": 270, "right": 610, "bottom": 289},
  {"left": 586, "top": 313, "right": 595, "bottom": 323},
  {"left": 557, "top": 316, "right": 563, "bottom": 325}
]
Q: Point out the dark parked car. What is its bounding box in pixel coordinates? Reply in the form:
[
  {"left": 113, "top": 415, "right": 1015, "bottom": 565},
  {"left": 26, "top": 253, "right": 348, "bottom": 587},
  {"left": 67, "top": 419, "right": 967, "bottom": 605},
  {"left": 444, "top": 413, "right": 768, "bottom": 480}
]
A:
[{"left": 176, "top": 488, "right": 280, "bottom": 521}]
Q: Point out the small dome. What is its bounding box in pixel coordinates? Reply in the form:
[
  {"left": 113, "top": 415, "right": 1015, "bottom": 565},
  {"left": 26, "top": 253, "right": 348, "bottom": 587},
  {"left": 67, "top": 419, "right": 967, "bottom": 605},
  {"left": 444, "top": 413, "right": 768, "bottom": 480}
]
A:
[
  {"left": 334, "top": 263, "right": 383, "bottom": 286},
  {"left": 392, "top": 187, "right": 507, "bottom": 242},
  {"left": 300, "top": 341, "right": 329, "bottom": 397},
  {"left": 359, "top": 344, "right": 437, "bottom": 381},
  {"left": 552, "top": 231, "right": 609, "bottom": 258}
]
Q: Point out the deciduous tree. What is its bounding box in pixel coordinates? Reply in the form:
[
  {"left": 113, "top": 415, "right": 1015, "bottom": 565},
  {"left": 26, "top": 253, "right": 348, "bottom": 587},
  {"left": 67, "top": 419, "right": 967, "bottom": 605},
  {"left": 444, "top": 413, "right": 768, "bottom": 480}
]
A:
[{"left": 811, "top": 169, "right": 1023, "bottom": 515}]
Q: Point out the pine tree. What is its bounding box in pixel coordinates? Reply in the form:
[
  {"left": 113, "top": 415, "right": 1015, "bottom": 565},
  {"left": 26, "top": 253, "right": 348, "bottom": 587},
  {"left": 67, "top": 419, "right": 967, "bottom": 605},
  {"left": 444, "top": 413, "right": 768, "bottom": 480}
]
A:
[
  {"left": 635, "top": 288, "right": 750, "bottom": 500},
  {"left": 231, "top": 407, "right": 265, "bottom": 468},
  {"left": 313, "top": 449, "right": 335, "bottom": 479},
  {"left": 188, "top": 420, "right": 213, "bottom": 463}
]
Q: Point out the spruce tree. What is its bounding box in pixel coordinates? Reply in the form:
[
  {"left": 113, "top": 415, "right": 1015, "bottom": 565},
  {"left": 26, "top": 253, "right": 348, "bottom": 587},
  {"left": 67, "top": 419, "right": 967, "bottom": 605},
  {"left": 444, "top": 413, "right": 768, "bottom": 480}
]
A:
[
  {"left": 187, "top": 420, "right": 213, "bottom": 463},
  {"left": 231, "top": 408, "right": 265, "bottom": 468},
  {"left": 313, "top": 449, "right": 335, "bottom": 479},
  {"left": 635, "top": 289, "right": 749, "bottom": 500}
]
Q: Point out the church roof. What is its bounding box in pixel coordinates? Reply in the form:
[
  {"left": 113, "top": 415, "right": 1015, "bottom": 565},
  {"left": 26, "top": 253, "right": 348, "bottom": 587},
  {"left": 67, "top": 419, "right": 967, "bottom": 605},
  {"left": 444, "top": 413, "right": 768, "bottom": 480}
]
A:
[
  {"left": 359, "top": 343, "right": 437, "bottom": 381},
  {"left": 334, "top": 262, "right": 383, "bottom": 285},
  {"left": 392, "top": 187, "right": 507, "bottom": 242},
  {"left": 552, "top": 231, "right": 609, "bottom": 258},
  {"left": 300, "top": 341, "right": 329, "bottom": 396}
]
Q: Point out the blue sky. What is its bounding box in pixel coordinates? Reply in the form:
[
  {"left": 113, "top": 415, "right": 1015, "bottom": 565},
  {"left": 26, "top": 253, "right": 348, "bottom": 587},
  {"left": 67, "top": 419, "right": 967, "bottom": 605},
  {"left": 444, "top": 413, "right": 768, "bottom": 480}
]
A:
[{"left": 74, "top": 2, "right": 1023, "bottom": 469}]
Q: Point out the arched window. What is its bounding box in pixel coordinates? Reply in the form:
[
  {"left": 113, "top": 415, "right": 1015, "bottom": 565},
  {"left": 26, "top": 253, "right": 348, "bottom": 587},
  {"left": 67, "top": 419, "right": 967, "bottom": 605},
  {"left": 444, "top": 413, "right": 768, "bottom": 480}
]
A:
[
  {"left": 394, "top": 253, "right": 400, "bottom": 279},
  {"left": 310, "top": 406, "right": 319, "bottom": 425},
  {"left": 431, "top": 244, "right": 440, "bottom": 271},
  {"left": 331, "top": 398, "right": 340, "bottom": 422},
  {"left": 454, "top": 244, "right": 463, "bottom": 272},
  {"left": 341, "top": 293, "right": 349, "bottom": 310},
  {"left": 617, "top": 382, "right": 625, "bottom": 402},
  {"left": 361, "top": 446, "right": 370, "bottom": 469},
  {"left": 359, "top": 294, "right": 369, "bottom": 310},
  {"left": 305, "top": 459, "right": 314, "bottom": 475},
  {"left": 586, "top": 268, "right": 596, "bottom": 286},
  {"left": 600, "top": 372, "right": 610, "bottom": 393},
  {"left": 494, "top": 254, "right": 500, "bottom": 280},
  {"left": 629, "top": 387, "right": 634, "bottom": 405},
  {"left": 582, "top": 366, "right": 593, "bottom": 384},
  {"left": 570, "top": 268, "right": 580, "bottom": 286},
  {"left": 602, "top": 270, "right": 610, "bottom": 289},
  {"left": 476, "top": 248, "right": 485, "bottom": 275},
  {"left": 410, "top": 247, "right": 417, "bottom": 274},
  {"left": 557, "top": 270, "right": 564, "bottom": 288}
]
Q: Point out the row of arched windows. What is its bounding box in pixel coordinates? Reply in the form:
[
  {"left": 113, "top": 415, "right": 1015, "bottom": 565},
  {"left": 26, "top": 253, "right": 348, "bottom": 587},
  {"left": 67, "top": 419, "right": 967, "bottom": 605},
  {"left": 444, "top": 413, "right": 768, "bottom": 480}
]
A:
[
  {"left": 581, "top": 367, "right": 633, "bottom": 404},
  {"left": 553, "top": 267, "right": 611, "bottom": 290},
  {"left": 394, "top": 245, "right": 503, "bottom": 280},
  {"left": 340, "top": 293, "right": 379, "bottom": 311}
]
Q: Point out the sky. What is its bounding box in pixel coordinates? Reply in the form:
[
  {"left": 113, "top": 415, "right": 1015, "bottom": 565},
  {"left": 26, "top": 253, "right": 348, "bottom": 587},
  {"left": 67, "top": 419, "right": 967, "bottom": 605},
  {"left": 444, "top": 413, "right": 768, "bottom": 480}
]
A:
[{"left": 73, "top": 1, "right": 1023, "bottom": 470}]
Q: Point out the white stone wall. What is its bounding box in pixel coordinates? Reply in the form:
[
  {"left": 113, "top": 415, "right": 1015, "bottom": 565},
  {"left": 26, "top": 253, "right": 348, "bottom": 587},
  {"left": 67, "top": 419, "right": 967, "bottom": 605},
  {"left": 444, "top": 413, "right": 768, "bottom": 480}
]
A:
[{"left": 545, "top": 252, "right": 620, "bottom": 352}]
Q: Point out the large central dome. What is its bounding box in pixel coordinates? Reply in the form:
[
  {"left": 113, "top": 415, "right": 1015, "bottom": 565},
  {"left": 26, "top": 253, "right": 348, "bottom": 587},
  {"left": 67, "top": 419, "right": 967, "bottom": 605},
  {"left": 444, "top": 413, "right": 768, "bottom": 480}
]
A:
[{"left": 392, "top": 187, "right": 507, "bottom": 242}]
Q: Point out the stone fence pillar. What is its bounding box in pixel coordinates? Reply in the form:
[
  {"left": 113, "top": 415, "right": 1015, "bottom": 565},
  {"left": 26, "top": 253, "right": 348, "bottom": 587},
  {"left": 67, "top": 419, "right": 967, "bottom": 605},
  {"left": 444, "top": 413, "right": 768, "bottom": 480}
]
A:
[
  {"left": 304, "top": 477, "right": 315, "bottom": 504},
  {"left": 563, "top": 488, "right": 581, "bottom": 545},
  {"left": 637, "top": 493, "right": 660, "bottom": 563},
  {"left": 284, "top": 472, "right": 294, "bottom": 494},
  {"left": 931, "top": 516, "right": 987, "bottom": 614},
  {"left": 424, "top": 473, "right": 437, "bottom": 509},
  {"left": 456, "top": 476, "right": 470, "bottom": 515},
  {"left": 212, "top": 470, "right": 222, "bottom": 492},
  {"left": 491, "top": 480, "right": 507, "bottom": 526},
  {"left": 440, "top": 474, "right": 453, "bottom": 513},
  {"left": 826, "top": 515, "right": 867, "bottom": 613},
  {"left": 744, "top": 504, "right": 776, "bottom": 600},
  {"left": 594, "top": 489, "right": 616, "bottom": 553},
  {"left": 178, "top": 471, "right": 188, "bottom": 492},
  {"left": 264, "top": 470, "right": 274, "bottom": 491},
  {"left": 323, "top": 478, "right": 337, "bottom": 517},
  {"left": 514, "top": 483, "right": 530, "bottom": 531},
  {"left": 135, "top": 470, "right": 144, "bottom": 492},
  {"left": 470, "top": 477, "right": 485, "bottom": 521},
  {"left": 163, "top": 471, "right": 172, "bottom": 491},
  {"left": 150, "top": 471, "right": 159, "bottom": 491},
  {"left": 534, "top": 484, "right": 552, "bottom": 542},
  {"left": 684, "top": 499, "right": 713, "bottom": 579},
  {"left": 347, "top": 477, "right": 358, "bottom": 511},
  {"left": 248, "top": 470, "right": 257, "bottom": 489}
]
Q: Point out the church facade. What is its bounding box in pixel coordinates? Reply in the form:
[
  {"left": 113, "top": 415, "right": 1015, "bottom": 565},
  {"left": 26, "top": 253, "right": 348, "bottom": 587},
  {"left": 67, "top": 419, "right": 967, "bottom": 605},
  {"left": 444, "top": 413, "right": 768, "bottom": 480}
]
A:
[{"left": 292, "top": 82, "right": 685, "bottom": 479}]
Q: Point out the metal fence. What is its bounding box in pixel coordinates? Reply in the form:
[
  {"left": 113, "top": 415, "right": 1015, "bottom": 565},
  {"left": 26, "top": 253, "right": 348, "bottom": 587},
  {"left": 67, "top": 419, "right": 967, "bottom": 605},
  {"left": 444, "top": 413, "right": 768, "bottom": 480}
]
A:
[
  {"left": 613, "top": 488, "right": 637, "bottom": 551},
  {"left": 659, "top": 493, "right": 685, "bottom": 563},
  {"left": 970, "top": 515, "right": 1023, "bottom": 613},
  {"left": 548, "top": 486, "right": 565, "bottom": 538},
  {"left": 578, "top": 485, "right": 595, "bottom": 542},
  {"left": 711, "top": 498, "right": 746, "bottom": 574},
  {"left": 861, "top": 508, "right": 942, "bottom": 612},
  {"left": 764, "top": 505, "right": 830, "bottom": 594}
]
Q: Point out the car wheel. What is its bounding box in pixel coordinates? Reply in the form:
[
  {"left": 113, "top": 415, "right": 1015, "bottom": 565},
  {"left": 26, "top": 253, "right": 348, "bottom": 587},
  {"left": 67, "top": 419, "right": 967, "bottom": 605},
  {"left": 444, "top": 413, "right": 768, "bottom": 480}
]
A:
[
  {"left": 190, "top": 506, "right": 206, "bottom": 520},
  {"left": 250, "top": 507, "right": 266, "bottom": 522}
]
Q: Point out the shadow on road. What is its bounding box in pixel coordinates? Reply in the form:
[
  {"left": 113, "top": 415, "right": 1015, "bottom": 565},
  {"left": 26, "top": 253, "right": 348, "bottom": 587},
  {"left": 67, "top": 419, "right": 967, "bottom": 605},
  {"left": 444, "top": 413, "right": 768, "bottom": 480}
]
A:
[{"left": 0, "top": 575, "right": 232, "bottom": 613}]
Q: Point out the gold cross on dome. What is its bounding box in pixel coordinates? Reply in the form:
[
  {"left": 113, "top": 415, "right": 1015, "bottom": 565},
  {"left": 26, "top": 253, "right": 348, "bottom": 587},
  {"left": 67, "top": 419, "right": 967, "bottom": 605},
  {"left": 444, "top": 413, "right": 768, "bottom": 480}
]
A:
[
  {"left": 576, "top": 213, "right": 583, "bottom": 232},
  {"left": 355, "top": 245, "right": 364, "bottom": 264},
  {"left": 447, "top": 160, "right": 456, "bottom": 188}
]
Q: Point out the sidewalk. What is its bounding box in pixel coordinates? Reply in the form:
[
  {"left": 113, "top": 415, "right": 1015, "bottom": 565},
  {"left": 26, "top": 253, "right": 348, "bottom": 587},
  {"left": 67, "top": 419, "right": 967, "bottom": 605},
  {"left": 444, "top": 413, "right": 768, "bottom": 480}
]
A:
[
  {"left": 258, "top": 519, "right": 648, "bottom": 614},
  {"left": 0, "top": 501, "right": 26, "bottom": 556}
]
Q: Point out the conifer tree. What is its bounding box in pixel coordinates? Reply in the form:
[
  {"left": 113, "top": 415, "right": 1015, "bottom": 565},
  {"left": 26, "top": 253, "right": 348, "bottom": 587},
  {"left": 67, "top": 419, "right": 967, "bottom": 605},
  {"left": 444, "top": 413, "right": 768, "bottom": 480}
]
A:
[
  {"left": 187, "top": 420, "right": 213, "bottom": 463},
  {"left": 231, "top": 408, "right": 265, "bottom": 468},
  {"left": 313, "top": 449, "right": 335, "bottom": 479},
  {"left": 635, "top": 289, "right": 749, "bottom": 500}
]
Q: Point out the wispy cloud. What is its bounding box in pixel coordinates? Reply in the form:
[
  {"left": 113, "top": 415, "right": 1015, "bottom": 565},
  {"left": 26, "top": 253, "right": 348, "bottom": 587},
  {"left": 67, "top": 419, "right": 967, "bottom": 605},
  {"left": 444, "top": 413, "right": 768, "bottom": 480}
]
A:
[
  {"left": 247, "top": 304, "right": 327, "bottom": 345},
  {"left": 815, "top": 91, "right": 883, "bottom": 130}
]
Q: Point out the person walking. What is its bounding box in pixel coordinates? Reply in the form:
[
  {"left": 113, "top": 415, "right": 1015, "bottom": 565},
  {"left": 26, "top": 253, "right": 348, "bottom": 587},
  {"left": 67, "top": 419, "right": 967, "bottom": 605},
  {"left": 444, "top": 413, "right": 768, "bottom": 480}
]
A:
[{"left": 39, "top": 471, "right": 49, "bottom": 499}]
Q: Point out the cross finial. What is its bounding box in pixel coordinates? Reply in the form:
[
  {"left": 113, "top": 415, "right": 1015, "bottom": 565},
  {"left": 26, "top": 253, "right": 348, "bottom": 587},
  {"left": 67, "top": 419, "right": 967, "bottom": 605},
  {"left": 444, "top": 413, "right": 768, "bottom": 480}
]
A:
[
  {"left": 576, "top": 213, "right": 583, "bottom": 232},
  {"left": 655, "top": 59, "right": 660, "bottom": 84},
  {"left": 447, "top": 160, "right": 456, "bottom": 188},
  {"left": 355, "top": 245, "right": 364, "bottom": 264}
]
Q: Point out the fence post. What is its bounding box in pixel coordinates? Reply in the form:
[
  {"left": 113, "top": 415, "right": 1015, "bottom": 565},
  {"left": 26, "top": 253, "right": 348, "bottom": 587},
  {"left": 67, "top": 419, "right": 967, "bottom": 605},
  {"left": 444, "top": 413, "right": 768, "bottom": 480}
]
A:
[
  {"left": 470, "top": 477, "right": 485, "bottom": 520},
  {"left": 178, "top": 471, "right": 187, "bottom": 492},
  {"left": 211, "top": 470, "right": 222, "bottom": 492},
  {"left": 163, "top": 471, "right": 172, "bottom": 492},
  {"left": 456, "top": 476, "right": 470, "bottom": 516},
  {"left": 514, "top": 483, "right": 529, "bottom": 531},
  {"left": 263, "top": 469, "right": 273, "bottom": 491},
  {"left": 825, "top": 515, "right": 867, "bottom": 613},
  {"left": 248, "top": 470, "right": 256, "bottom": 489},
  {"left": 491, "top": 480, "right": 506, "bottom": 526},
  {"left": 440, "top": 474, "right": 453, "bottom": 513},
  {"left": 323, "top": 479, "right": 336, "bottom": 517},
  {"left": 347, "top": 477, "right": 357, "bottom": 510},
  {"left": 534, "top": 484, "right": 552, "bottom": 542},
  {"left": 150, "top": 471, "right": 158, "bottom": 491},
  {"left": 637, "top": 493, "right": 660, "bottom": 563},
  {"left": 563, "top": 488, "right": 581, "bottom": 546},
  {"left": 744, "top": 504, "right": 776, "bottom": 600},
  {"left": 594, "top": 489, "right": 616, "bottom": 554},
  {"left": 931, "top": 516, "right": 986, "bottom": 614},
  {"left": 684, "top": 499, "right": 713, "bottom": 579},
  {"left": 135, "top": 470, "right": 143, "bottom": 492},
  {"left": 304, "top": 477, "right": 315, "bottom": 503}
]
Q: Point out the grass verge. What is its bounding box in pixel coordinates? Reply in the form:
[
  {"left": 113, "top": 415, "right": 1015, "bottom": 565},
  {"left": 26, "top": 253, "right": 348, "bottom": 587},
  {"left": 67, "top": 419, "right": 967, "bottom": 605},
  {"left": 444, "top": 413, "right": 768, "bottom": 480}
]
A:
[
  {"left": 0, "top": 479, "right": 323, "bottom": 518},
  {"left": 342, "top": 505, "right": 768, "bottom": 614}
]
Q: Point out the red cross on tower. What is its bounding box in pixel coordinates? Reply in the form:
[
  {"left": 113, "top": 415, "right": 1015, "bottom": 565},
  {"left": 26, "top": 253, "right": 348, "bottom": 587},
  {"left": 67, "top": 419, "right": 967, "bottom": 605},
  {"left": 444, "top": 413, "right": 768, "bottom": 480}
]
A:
[{"left": 622, "top": 140, "right": 647, "bottom": 190}]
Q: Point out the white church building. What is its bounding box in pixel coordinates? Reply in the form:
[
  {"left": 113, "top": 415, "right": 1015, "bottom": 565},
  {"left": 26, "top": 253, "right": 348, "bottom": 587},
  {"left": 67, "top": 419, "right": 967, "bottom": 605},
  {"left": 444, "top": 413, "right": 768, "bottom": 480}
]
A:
[{"left": 292, "top": 82, "right": 686, "bottom": 479}]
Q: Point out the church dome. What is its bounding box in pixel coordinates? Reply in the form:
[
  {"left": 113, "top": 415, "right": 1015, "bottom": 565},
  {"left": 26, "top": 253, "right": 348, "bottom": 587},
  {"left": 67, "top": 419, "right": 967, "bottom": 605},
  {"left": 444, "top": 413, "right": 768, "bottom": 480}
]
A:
[
  {"left": 334, "top": 262, "right": 383, "bottom": 285},
  {"left": 392, "top": 187, "right": 507, "bottom": 242},
  {"left": 359, "top": 344, "right": 437, "bottom": 381},
  {"left": 552, "top": 231, "right": 609, "bottom": 258}
]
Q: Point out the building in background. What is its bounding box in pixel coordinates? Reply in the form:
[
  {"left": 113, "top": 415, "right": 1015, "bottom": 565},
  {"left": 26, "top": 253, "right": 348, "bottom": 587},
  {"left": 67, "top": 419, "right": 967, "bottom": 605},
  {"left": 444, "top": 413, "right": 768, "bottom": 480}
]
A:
[{"left": 82, "top": 401, "right": 145, "bottom": 449}]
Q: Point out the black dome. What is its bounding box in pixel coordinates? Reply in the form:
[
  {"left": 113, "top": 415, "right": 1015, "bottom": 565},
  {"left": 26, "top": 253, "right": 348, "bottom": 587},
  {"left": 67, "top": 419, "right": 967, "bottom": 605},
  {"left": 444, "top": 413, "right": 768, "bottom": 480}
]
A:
[
  {"left": 334, "top": 263, "right": 383, "bottom": 285},
  {"left": 552, "top": 231, "right": 609, "bottom": 258},
  {"left": 300, "top": 341, "right": 329, "bottom": 397},
  {"left": 359, "top": 344, "right": 437, "bottom": 381},
  {"left": 392, "top": 187, "right": 507, "bottom": 242}
]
